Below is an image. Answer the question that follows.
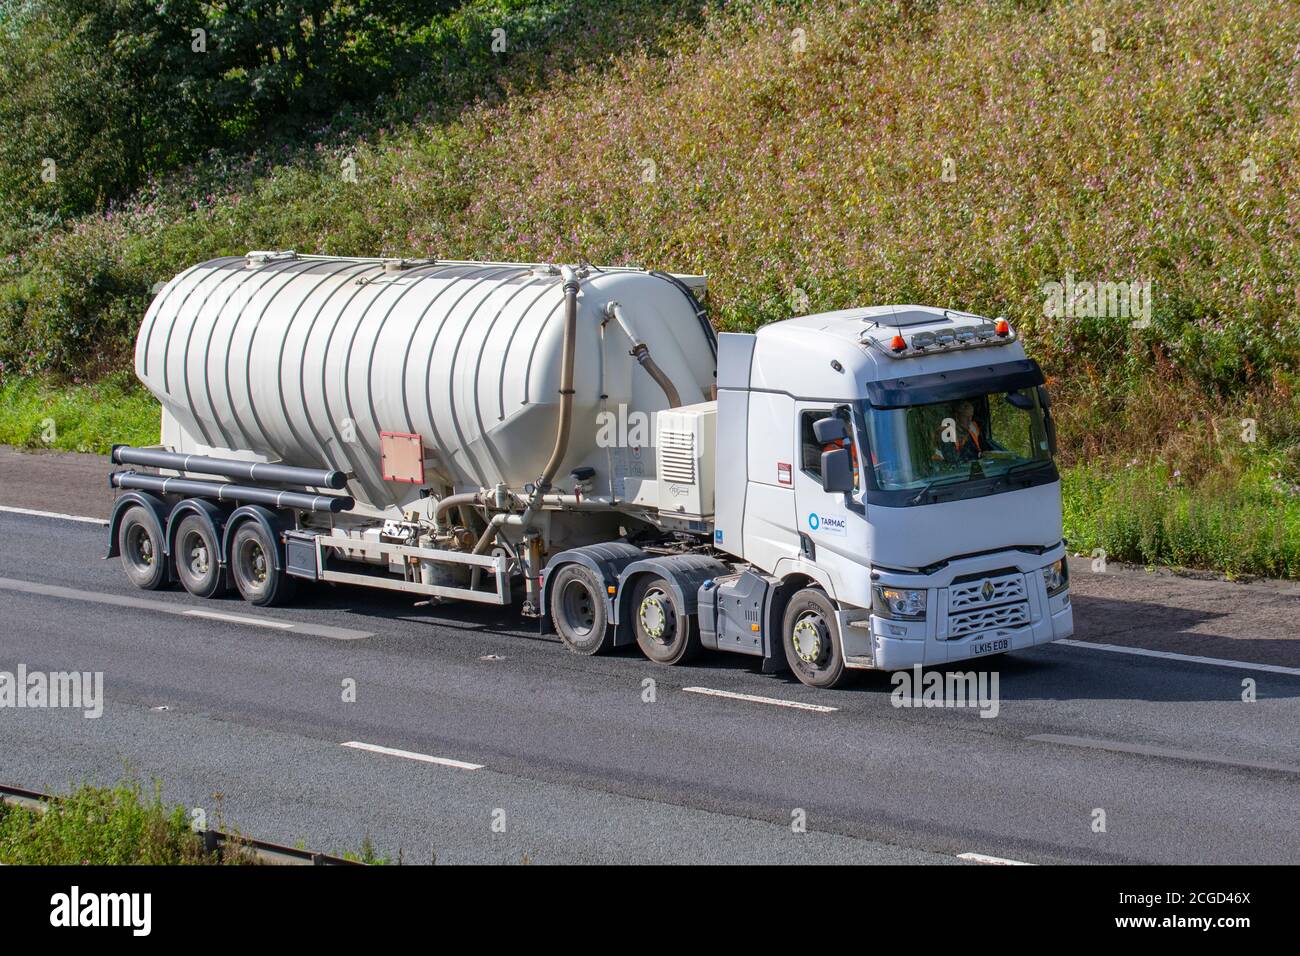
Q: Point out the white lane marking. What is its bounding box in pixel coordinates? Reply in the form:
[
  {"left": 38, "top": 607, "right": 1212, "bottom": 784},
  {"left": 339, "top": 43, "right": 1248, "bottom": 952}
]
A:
[
  {"left": 1029, "top": 733, "right": 1300, "bottom": 775},
  {"left": 1056, "top": 638, "right": 1300, "bottom": 678},
  {"left": 957, "top": 852, "right": 1034, "bottom": 866},
  {"left": 340, "top": 741, "right": 484, "bottom": 771},
  {"left": 0, "top": 577, "right": 371, "bottom": 641},
  {"left": 681, "top": 686, "right": 838, "bottom": 713},
  {"left": 183, "top": 609, "right": 295, "bottom": 630},
  {"left": 0, "top": 505, "right": 107, "bottom": 526}
]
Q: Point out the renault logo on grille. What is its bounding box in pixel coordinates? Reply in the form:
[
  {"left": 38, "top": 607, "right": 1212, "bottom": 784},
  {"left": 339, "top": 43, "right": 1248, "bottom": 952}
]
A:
[{"left": 980, "top": 579, "right": 996, "bottom": 602}]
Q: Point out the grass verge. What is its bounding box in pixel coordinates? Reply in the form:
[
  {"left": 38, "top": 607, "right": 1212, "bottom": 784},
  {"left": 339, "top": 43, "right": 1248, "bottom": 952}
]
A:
[
  {"left": 0, "top": 780, "right": 233, "bottom": 865},
  {"left": 0, "top": 373, "right": 159, "bottom": 453},
  {"left": 1063, "top": 462, "right": 1300, "bottom": 580}
]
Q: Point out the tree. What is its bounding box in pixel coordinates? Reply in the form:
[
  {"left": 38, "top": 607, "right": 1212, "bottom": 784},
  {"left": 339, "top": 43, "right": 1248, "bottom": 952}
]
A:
[{"left": 0, "top": 0, "right": 219, "bottom": 227}]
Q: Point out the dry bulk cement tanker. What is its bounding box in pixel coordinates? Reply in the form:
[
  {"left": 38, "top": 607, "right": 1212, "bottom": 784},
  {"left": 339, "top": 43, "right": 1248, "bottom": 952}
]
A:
[{"left": 109, "top": 251, "right": 1075, "bottom": 689}]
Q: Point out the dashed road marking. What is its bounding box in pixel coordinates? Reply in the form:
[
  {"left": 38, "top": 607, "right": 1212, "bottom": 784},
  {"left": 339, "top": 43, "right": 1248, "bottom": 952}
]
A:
[
  {"left": 681, "top": 686, "right": 838, "bottom": 713},
  {"left": 0, "top": 577, "right": 371, "bottom": 641},
  {"left": 1029, "top": 733, "right": 1300, "bottom": 775},
  {"left": 957, "top": 852, "right": 1034, "bottom": 866},
  {"left": 340, "top": 741, "right": 484, "bottom": 771},
  {"left": 1056, "top": 639, "right": 1300, "bottom": 678},
  {"left": 0, "top": 505, "right": 106, "bottom": 525},
  {"left": 183, "top": 609, "right": 295, "bottom": 629}
]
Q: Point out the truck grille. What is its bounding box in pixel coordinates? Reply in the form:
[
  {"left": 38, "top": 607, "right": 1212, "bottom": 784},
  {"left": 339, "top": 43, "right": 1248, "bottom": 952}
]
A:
[
  {"left": 948, "top": 571, "right": 1025, "bottom": 611},
  {"left": 948, "top": 601, "right": 1030, "bottom": 638}
]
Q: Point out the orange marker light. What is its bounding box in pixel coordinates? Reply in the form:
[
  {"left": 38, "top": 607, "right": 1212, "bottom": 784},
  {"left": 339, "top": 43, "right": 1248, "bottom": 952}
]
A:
[
  {"left": 890, "top": 334, "right": 907, "bottom": 352},
  {"left": 995, "top": 319, "right": 1010, "bottom": 337}
]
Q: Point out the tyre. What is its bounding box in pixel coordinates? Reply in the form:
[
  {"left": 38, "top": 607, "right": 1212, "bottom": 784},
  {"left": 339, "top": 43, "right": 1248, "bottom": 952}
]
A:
[
  {"left": 782, "top": 587, "right": 849, "bottom": 689},
  {"left": 631, "top": 574, "right": 700, "bottom": 665},
  {"left": 118, "top": 506, "right": 169, "bottom": 590},
  {"left": 229, "top": 520, "right": 295, "bottom": 607},
  {"left": 174, "top": 513, "right": 225, "bottom": 599},
  {"left": 549, "top": 564, "right": 611, "bottom": 655}
]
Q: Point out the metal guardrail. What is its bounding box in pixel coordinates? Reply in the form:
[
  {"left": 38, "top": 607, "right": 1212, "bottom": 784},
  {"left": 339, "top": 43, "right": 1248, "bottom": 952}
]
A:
[{"left": 0, "top": 783, "right": 364, "bottom": 866}]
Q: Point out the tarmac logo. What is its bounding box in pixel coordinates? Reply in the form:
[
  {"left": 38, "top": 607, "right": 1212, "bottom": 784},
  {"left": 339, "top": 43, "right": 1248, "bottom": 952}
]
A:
[
  {"left": 890, "top": 664, "right": 1000, "bottom": 718},
  {"left": 0, "top": 665, "right": 103, "bottom": 718},
  {"left": 807, "top": 513, "right": 847, "bottom": 536},
  {"left": 50, "top": 886, "right": 151, "bottom": 936}
]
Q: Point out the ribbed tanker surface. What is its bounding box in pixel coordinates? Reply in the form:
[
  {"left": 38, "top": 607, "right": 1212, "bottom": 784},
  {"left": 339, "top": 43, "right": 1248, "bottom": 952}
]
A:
[{"left": 135, "top": 256, "right": 715, "bottom": 512}]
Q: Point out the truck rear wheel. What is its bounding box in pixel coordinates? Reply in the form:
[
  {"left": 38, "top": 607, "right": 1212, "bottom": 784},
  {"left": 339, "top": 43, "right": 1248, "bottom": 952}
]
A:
[
  {"left": 230, "top": 521, "right": 295, "bottom": 607},
  {"left": 631, "top": 575, "right": 700, "bottom": 665},
  {"left": 549, "top": 564, "right": 611, "bottom": 655},
  {"left": 118, "top": 506, "right": 168, "bottom": 591},
  {"left": 782, "top": 588, "right": 849, "bottom": 689},
  {"left": 174, "top": 514, "right": 225, "bottom": 598}
]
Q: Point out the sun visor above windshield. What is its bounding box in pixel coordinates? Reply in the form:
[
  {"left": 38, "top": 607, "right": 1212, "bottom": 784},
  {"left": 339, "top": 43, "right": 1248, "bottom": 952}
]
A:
[{"left": 866, "top": 359, "right": 1045, "bottom": 407}]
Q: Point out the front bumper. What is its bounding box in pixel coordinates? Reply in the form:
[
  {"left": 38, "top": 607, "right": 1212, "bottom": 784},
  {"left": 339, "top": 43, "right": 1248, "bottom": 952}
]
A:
[
  {"left": 842, "top": 548, "right": 1074, "bottom": 670},
  {"left": 868, "top": 591, "right": 1072, "bottom": 669}
]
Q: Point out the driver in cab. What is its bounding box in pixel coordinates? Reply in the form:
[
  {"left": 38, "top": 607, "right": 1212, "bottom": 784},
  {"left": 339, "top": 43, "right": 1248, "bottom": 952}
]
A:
[{"left": 934, "top": 400, "right": 983, "bottom": 463}]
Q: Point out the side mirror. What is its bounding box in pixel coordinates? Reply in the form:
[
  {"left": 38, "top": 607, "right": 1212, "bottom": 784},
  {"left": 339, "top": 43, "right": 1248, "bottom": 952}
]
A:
[
  {"left": 812, "top": 416, "right": 848, "bottom": 444},
  {"left": 1037, "top": 386, "right": 1058, "bottom": 456},
  {"left": 821, "top": 447, "right": 854, "bottom": 494}
]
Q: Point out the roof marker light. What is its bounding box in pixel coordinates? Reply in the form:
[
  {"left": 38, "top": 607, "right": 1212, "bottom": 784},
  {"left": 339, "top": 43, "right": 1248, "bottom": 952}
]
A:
[
  {"left": 890, "top": 334, "right": 907, "bottom": 352},
  {"left": 995, "top": 319, "right": 1011, "bottom": 337}
]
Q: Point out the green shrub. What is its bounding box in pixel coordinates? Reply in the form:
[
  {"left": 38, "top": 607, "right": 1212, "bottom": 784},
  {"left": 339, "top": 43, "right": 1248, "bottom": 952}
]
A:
[
  {"left": 1062, "top": 462, "right": 1300, "bottom": 579},
  {"left": 0, "top": 780, "right": 219, "bottom": 865}
]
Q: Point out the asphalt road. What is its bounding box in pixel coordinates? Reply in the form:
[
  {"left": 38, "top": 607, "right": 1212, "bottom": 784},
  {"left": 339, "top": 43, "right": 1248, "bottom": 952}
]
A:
[{"left": 2, "top": 497, "right": 1299, "bottom": 865}]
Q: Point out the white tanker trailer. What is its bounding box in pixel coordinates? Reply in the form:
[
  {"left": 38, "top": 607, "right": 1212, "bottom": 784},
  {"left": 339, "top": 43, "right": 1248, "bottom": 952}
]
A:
[{"left": 107, "top": 251, "right": 1073, "bottom": 688}]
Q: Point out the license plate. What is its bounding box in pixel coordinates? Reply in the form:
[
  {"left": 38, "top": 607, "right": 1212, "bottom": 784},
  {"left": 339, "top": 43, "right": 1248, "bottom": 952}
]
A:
[{"left": 970, "top": 636, "right": 1009, "bottom": 657}]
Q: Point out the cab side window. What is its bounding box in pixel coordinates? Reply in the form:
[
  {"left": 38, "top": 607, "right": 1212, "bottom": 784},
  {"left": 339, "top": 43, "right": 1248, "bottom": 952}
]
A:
[{"left": 800, "top": 407, "right": 858, "bottom": 488}]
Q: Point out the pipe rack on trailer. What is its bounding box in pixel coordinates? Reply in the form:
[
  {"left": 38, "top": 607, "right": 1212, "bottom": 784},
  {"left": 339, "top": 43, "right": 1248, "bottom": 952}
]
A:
[
  {"left": 110, "top": 471, "right": 354, "bottom": 513},
  {"left": 111, "top": 445, "right": 348, "bottom": 490}
]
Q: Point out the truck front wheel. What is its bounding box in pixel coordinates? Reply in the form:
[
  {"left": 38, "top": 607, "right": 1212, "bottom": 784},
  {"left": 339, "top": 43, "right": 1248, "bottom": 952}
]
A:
[
  {"left": 632, "top": 575, "right": 700, "bottom": 665},
  {"left": 549, "top": 564, "right": 611, "bottom": 655},
  {"left": 782, "top": 588, "right": 849, "bottom": 689}
]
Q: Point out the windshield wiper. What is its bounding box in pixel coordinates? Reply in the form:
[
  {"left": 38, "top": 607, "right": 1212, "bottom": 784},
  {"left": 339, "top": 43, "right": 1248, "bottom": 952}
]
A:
[
  {"left": 908, "top": 472, "right": 972, "bottom": 505},
  {"left": 992, "top": 458, "right": 1052, "bottom": 489}
]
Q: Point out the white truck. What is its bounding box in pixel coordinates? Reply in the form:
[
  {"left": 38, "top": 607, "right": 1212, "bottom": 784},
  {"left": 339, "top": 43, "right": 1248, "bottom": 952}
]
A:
[{"left": 108, "top": 253, "right": 1073, "bottom": 688}]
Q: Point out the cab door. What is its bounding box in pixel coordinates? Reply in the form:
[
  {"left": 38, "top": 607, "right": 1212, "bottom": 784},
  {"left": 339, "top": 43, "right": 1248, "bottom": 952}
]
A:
[{"left": 791, "top": 403, "right": 869, "bottom": 598}]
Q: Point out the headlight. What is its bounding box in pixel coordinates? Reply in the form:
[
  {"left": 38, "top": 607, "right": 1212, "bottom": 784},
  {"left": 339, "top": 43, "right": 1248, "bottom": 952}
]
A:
[
  {"left": 1043, "top": 557, "right": 1069, "bottom": 596},
  {"left": 873, "top": 585, "right": 927, "bottom": 620}
]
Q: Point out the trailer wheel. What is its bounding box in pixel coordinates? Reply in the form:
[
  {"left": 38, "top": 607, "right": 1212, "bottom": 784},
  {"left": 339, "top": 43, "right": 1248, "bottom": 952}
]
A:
[
  {"left": 174, "top": 514, "right": 225, "bottom": 599},
  {"left": 631, "top": 575, "right": 700, "bottom": 665},
  {"left": 230, "top": 521, "right": 295, "bottom": 607},
  {"left": 549, "top": 564, "right": 611, "bottom": 655},
  {"left": 118, "top": 506, "right": 168, "bottom": 591},
  {"left": 782, "top": 588, "right": 849, "bottom": 689}
]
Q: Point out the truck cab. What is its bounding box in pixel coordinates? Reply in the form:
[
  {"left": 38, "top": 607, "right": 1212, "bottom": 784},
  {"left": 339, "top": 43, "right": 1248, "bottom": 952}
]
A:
[{"left": 704, "top": 305, "right": 1074, "bottom": 685}]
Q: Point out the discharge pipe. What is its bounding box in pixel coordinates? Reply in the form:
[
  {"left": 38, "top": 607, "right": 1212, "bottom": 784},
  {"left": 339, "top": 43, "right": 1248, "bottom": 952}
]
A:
[
  {"left": 536, "top": 266, "right": 583, "bottom": 494},
  {"left": 604, "top": 301, "right": 682, "bottom": 408},
  {"left": 112, "top": 446, "right": 348, "bottom": 490},
  {"left": 111, "top": 471, "right": 353, "bottom": 513}
]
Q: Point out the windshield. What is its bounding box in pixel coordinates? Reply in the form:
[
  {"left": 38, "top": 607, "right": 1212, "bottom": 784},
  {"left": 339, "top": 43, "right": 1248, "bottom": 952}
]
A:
[{"left": 858, "top": 388, "right": 1055, "bottom": 500}]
